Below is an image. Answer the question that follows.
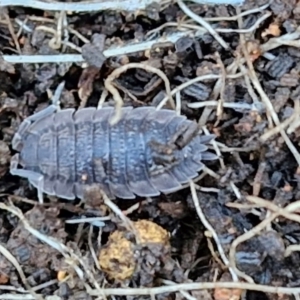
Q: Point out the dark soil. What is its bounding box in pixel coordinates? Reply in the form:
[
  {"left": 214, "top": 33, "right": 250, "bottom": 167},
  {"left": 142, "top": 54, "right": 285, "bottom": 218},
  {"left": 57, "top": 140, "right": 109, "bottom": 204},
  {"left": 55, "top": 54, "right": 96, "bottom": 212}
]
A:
[{"left": 0, "top": 0, "right": 300, "bottom": 299}]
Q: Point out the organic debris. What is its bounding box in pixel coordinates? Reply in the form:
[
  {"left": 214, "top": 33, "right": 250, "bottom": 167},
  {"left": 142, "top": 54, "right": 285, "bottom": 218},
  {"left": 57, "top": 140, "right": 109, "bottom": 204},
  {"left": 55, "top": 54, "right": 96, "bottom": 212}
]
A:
[{"left": 1, "top": 0, "right": 300, "bottom": 299}]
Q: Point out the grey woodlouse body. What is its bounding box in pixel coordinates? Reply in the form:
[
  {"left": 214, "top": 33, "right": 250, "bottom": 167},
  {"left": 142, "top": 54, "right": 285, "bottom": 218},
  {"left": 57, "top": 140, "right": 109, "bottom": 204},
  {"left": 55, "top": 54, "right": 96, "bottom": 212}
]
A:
[{"left": 10, "top": 104, "right": 218, "bottom": 200}]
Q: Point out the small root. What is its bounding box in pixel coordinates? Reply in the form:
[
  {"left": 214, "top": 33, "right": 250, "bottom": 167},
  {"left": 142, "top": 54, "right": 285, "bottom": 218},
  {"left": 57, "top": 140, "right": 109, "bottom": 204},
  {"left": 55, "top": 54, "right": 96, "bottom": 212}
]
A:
[{"left": 104, "top": 62, "right": 175, "bottom": 125}]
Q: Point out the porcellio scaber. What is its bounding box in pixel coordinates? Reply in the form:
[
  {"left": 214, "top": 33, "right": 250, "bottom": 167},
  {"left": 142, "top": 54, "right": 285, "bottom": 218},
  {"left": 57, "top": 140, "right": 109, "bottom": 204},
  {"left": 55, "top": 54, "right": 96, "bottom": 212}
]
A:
[{"left": 10, "top": 100, "right": 218, "bottom": 201}]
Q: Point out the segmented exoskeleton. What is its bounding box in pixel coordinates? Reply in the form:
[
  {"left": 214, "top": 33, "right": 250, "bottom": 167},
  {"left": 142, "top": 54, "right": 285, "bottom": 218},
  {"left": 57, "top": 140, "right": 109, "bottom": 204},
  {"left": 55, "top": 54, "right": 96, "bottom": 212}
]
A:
[{"left": 10, "top": 84, "right": 218, "bottom": 201}]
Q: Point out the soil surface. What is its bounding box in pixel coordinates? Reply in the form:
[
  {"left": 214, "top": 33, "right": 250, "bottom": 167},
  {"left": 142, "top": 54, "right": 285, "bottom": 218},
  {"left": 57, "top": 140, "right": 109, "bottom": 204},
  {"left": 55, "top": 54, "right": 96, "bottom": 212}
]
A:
[{"left": 0, "top": 0, "right": 300, "bottom": 299}]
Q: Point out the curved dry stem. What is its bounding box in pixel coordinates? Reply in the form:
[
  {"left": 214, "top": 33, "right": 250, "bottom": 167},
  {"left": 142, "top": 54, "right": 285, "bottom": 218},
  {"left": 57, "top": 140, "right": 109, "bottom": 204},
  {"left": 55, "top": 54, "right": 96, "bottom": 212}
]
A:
[
  {"left": 285, "top": 244, "right": 300, "bottom": 258},
  {"left": 3, "top": 31, "right": 206, "bottom": 64},
  {"left": 247, "top": 196, "right": 300, "bottom": 223},
  {"left": 228, "top": 195, "right": 300, "bottom": 286},
  {"left": 104, "top": 62, "right": 175, "bottom": 125},
  {"left": 0, "top": 0, "right": 157, "bottom": 12},
  {"left": 146, "top": 12, "right": 271, "bottom": 37},
  {"left": 236, "top": 6, "right": 300, "bottom": 166},
  {"left": 0, "top": 244, "right": 39, "bottom": 299},
  {"left": 228, "top": 212, "right": 279, "bottom": 283},
  {"left": 0, "top": 201, "right": 103, "bottom": 293},
  {"left": 189, "top": 181, "right": 239, "bottom": 282},
  {"left": 177, "top": 0, "right": 229, "bottom": 50},
  {"left": 100, "top": 189, "right": 136, "bottom": 234},
  {"left": 156, "top": 73, "right": 243, "bottom": 109},
  {"left": 260, "top": 96, "right": 300, "bottom": 142},
  {"left": 88, "top": 281, "right": 300, "bottom": 296}
]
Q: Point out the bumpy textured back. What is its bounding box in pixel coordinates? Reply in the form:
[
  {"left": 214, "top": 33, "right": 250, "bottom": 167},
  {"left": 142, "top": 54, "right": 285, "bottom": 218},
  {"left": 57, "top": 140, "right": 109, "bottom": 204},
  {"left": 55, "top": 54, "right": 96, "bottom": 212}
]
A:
[{"left": 13, "top": 106, "right": 217, "bottom": 200}]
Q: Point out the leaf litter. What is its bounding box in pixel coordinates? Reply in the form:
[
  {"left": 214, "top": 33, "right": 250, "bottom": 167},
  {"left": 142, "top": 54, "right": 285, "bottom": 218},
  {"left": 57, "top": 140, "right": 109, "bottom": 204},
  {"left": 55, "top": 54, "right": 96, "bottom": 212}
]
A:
[{"left": 2, "top": 0, "right": 300, "bottom": 299}]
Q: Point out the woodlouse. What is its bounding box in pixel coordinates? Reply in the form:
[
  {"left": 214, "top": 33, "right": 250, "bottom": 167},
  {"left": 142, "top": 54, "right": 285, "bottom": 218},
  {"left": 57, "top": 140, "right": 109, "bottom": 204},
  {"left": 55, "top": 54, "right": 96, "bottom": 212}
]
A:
[{"left": 10, "top": 96, "right": 218, "bottom": 201}]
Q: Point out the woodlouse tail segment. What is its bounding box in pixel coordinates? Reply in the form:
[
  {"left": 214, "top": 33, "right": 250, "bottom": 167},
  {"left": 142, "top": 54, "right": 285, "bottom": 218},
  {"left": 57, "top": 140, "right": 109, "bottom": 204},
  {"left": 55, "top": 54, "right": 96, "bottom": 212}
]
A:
[
  {"left": 201, "top": 152, "right": 219, "bottom": 161},
  {"left": 199, "top": 134, "right": 216, "bottom": 145},
  {"left": 147, "top": 128, "right": 219, "bottom": 195},
  {"left": 197, "top": 134, "right": 219, "bottom": 161}
]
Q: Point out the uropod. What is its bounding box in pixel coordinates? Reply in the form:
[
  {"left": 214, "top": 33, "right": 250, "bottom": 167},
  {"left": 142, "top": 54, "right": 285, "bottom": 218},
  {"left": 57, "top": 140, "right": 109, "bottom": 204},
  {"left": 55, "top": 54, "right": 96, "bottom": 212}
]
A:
[{"left": 10, "top": 82, "right": 218, "bottom": 202}]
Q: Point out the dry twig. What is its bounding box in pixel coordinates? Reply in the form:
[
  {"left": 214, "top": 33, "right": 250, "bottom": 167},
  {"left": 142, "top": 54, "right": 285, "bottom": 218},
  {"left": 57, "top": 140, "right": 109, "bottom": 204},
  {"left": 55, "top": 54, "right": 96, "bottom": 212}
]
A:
[
  {"left": 229, "top": 196, "right": 300, "bottom": 285},
  {"left": 0, "top": 0, "right": 157, "bottom": 12},
  {"left": 177, "top": 0, "right": 229, "bottom": 50},
  {"left": 2, "top": 31, "right": 204, "bottom": 64},
  {"left": 88, "top": 281, "right": 300, "bottom": 296},
  {"left": 157, "top": 73, "right": 243, "bottom": 109},
  {"left": 236, "top": 7, "right": 300, "bottom": 166},
  {"left": 261, "top": 26, "right": 300, "bottom": 53},
  {"left": 105, "top": 62, "right": 174, "bottom": 125},
  {"left": 198, "top": 58, "right": 241, "bottom": 126},
  {"left": 0, "top": 201, "right": 103, "bottom": 294},
  {"left": 0, "top": 244, "right": 40, "bottom": 299},
  {"left": 260, "top": 99, "right": 300, "bottom": 142},
  {"left": 3, "top": 12, "right": 21, "bottom": 54},
  {"left": 100, "top": 189, "right": 136, "bottom": 233},
  {"left": 287, "top": 99, "right": 300, "bottom": 134},
  {"left": 203, "top": 2, "right": 270, "bottom": 21},
  {"left": 189, "top": 181, "right": 239, "bottom": 282},
  {"left": 147, "top": 11, "right": 271, "bottom": 36},
  {"left": 214, "top": 52, "right": 226, "bottom": 126},
  {"left": 252, "top": 161, "right": 266, "bottom": 197},
  {"left": 188, "top": 100, "right": 264, "bottom": 112}
]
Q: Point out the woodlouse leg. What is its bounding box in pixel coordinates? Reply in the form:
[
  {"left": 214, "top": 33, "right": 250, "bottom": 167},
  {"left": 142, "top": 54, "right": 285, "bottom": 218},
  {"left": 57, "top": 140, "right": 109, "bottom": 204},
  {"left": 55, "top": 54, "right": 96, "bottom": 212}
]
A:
[
  {"left": 50, "top": 81, "right": 65, "bottom": 110},
  {"left": 97, "top": 89, "right": 108, "bottom": 110},
  {"left": 11, "top": 119, "right": 31, "bottom": 151},
  {"left": 199, "top": 134, "right": 216, "bottom": 145},
  {"left": 152, "top": 152, "right": 176, "bottom": 166},
  {"left": 148, "top": 143, "right": 178, "bottom": 174},
  {"left": 10, "top": 154, "right": 45, "bottom": 203},
  {"left": 26, "top": 105, "right": 58, "bottom": 122},
  {"left": 23, "top": 82, "right": 65, "bottom": 123},
  {"left": 149, "top": 149, "right": 185, "bottom": 180},
  {"left": 36, "top": 176, "right": 45, "bottom": 204},
  {"left": 23, "top": 81, "right": 65, "bottom": 122},
  {"left": 149, "top": 140, "right": 176, "bottom": 155}
]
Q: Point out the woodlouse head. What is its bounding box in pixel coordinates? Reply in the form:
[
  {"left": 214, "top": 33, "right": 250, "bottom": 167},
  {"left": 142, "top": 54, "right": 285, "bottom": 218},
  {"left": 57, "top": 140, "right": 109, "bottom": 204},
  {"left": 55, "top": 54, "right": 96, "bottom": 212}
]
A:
[{"left": 11, "top": 117, "right": 40, "bottom": 170}]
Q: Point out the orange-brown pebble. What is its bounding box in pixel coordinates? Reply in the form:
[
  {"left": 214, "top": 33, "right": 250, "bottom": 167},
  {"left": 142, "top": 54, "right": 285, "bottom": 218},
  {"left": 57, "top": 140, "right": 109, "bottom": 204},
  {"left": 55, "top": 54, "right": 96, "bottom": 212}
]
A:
[
  {"left": 214, "top": 272, "right": 243, "bottom": 300},
  {"left": 98, "top": 220, "right": 170, "bottom": 281},
  {"left": 0, "top": 274, "right": 9, "bottom": 284},
  {"left": 134, "top": 219, "right": 170, "bottom": 245},
  {"left": 99, "top": 230, "right": 135, "bottom": 281},
  {"left": 214, "top": 287, "right": 242, "bottom": 300},
  {"left": 57, "top": 270, "right": 67, "bottom": 282}
]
